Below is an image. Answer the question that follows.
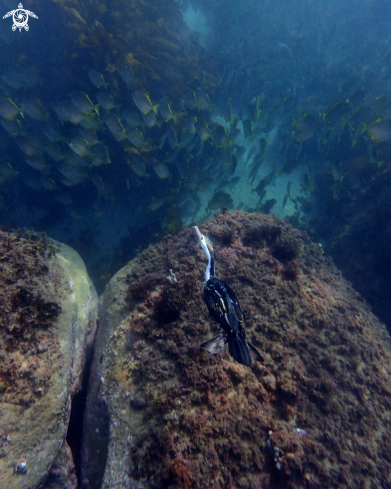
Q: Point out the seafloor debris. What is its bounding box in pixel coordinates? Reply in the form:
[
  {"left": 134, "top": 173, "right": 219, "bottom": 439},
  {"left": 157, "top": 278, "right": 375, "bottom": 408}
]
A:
[
  {"left": 166, "top": 269, "right": 177, "bottom": 285},
  {"left": 0, "top": 229, "right": 98, "bottom": 489},
  {"left": 83, "top": 211, "right": 391, "bottom": 489}
]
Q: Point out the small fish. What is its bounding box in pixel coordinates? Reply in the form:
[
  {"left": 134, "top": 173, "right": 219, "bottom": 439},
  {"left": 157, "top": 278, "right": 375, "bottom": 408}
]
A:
[
  {"left": 1, "top": 70, "right": 24, "bottom": 89},
  {"left": 25, "top": 156, "right": 48, "bottom": 172},
  {"left": 44, "top": 119, "right": 63, "bottom": 143},
  {"left": 91, "top": 174, "right": 112, "bottom": 200},
  {"left": 130, "top": 160, "right": 148, "bottom": 177},
  {"left": 58, "top": 162, "right": 86, "bottom": 181},
  {"left": 184, "top": 115, "right": 197, "bottom": 134},
  {"left": 282, "top": 194, "right": 288, "bottom": 209},
  {"left": 68, "top": 153, "right": 89, "bottom": 168},
  {"left": 242, "top": 119, "right": 252, "bottom": 139},
  {"left": 214, "top": 125, "right": 230, "bottom": 147},
  {"left": 245, "top": 147, "right": 257, "bottom": 165},
  {"left": 195, "top": 89, "right": 211, "bottom": 110},
  {"left": 61, "top": 173, "right": 87, "bottom": 187},
  {"left": 52, "top": 101, "right": 85, "bottom": 124},
  {"left": 141, "top": 110, "right": 158, "bottom": 128},
  {"left": 323, "top": 101, "right": 351, "bottom": 124},
  {"left": 182, "top": 90, "right": 197, "bottom": 110},
  {"left": 180, "top": 130, "right": 194, "bottom": 148},
  {"left": 221, "top": 102, "right": 232, "bottom": 123},
  {"left": 153, "top": 163, "right": 170, "bottom": 179},
  {"left": 348, "top": 106, "right": 374, "bottom": 130},
  {"left": 0, "top": 96, "right": 22, "bottom": 121},
  {"left": 158, "top": 100, "right": 174, "bottom": 122},
  {"left": 71, "top": 91, "right": 99, "bottom": 116},
  {"left": 230, "top": 154, "right": 238, "bottom": 176},
  {"left": 148, "top": 197, "right": 165, "bottom": 211},
  {"left": 281, "top": 159, "right": 298, "bottom": 175},
  {"left": 216, "top": 176, "right": 240, "bottom": 191},
  {"left": 259, "top": 137, "right": 267, "bottom": 156},
  {"left": 122, "top": 110, "right": 141, "bottom": 127},
  {"left": 0, "top": 163, "right": 18, "bottom": 182},
  {"left": 0, "top": 118, "right": 22, "bottom": 136},
  {"left": 63, "top": 102, "right": 86, "bottom": 123},
  {"left": 197, "top": 176, "right": 214, "bottom": 192},
  {"left": 43, "top": 142, "right": 63, "bottom": 162},
  {"left": 67, "top": 138, "right": 91, "bottom": 157},
  {"left": 88, "top": 70, "right": 109, "bottom": 89},
  {"left": 51, "top": 102, "right": 68, "bottom": 122},
  {"left": 79, "top": 112, "right": 102, "bottom": 131},
  {"left": 165, "top": 149, "right": 179, "bottom": 163},
  {"left": 229, "top": 117, "right": 240, "bottom": 139},
  {"left": 347, "top": 89, "right": 368, "bottom": 107},
  {"left": 104, "top": 114, "right": 127, "bottom": 141},
  {"left": 207, "top": 190, "right": 233, "bottom": 210},
  {"left": 79, "top": 127, "right": 100, "bottom": 146},
  {"left": 15, "top": 136, "right": 40, "bottom": 156},
  {"left": 91, "top": 145, "right": 111, "bottom": 166},
  {"left": 175, "top": 158, "right": 189, "bottom": 178},
  {"left": 293, "top": 114, "right": 319, "bottom": 142},
  {"left": 248, "top": 152, "right": 263, "bottom": 183},
  {"left": 260, "top": 198, "right": 277, "bottom": 214},
  {"left": 127, "top": 130, "right": 144, "bottom": 148},
  {"left": 235, "top": 145, "right": 246, "bottom": 157},
  {"left": 67, "top": 7, "right": 87, "bottom": 24},
  {"left": 22, "top": 174, "right": 42, "bottom": 190},
  {"left": 119, "top": 66, "right": 135, "bottom": 85},
  {"left": 195, "top": 121, "right": 212, "bottom": 142},
  {"left": 252, "top": 170, "right": 275, "bottom": 196},
  {"left": 20, "top": 98, "right": 45, "bottom": 120},
  {"left": 19, "top": 68, "right": 39, "bottom": 88},
  {"left": 41, "top": 176, "right": 58, "bottom": 191},
  {"left": 132, "top": 91, "right": 156, "bottom": 115},
  {"left": 96, "top": 92, "right": 118, "bottom": 112},
  {"left": 166, "top": 129, "right": 179, "bottom": 149},
  {"left": 368, "top": 118, "right": 391, "bottom": 143}
]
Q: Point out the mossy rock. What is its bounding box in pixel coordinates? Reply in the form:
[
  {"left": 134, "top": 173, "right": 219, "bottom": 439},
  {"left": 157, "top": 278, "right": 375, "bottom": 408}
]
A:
[
  {"left": 83, "top": 211, "right": 391, "bottom": 489},
  {"left": 0, "top": 230, "right": 98, "bottom": 489}
]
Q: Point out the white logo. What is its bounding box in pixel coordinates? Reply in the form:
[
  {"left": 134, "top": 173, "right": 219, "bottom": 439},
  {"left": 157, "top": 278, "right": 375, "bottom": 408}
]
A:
[{"left": 3, "top": 3, "right": 38, "bottom": 32}]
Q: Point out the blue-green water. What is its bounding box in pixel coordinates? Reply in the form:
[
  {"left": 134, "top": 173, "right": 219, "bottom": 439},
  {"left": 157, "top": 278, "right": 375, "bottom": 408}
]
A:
[{"left": 0, "top": 0, "right": 390, "bottom": 324}]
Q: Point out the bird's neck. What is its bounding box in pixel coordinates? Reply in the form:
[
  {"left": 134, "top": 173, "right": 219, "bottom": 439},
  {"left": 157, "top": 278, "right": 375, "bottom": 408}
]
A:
[{"left": 205, "top": 251, "right": 215, "bottom": 282}]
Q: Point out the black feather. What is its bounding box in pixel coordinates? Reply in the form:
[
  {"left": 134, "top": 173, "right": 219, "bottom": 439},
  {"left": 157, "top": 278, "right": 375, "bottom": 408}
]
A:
[{"left": 228, "top": 334, "right": 251, "bottom": 366}]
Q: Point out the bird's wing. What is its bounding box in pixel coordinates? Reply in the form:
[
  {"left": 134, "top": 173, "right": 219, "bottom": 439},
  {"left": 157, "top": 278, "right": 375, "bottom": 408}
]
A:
[
  {"left": 26, "top": 10, "right": 38, "bottom": 19},
  {"left": 200, "top": 332, "right": 227, "bottom": 355},
  {"left": 2, "top": 10, "right": 15, "bottom": 19}
]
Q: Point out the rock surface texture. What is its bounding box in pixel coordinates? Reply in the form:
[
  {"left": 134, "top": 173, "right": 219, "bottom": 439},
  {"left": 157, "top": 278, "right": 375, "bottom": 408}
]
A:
[
  {"left": 0, "top": 230, "right": 98, "bottom": 489},
  {"left": 83, "top": 211, "right": 391, "bottom": 489}
]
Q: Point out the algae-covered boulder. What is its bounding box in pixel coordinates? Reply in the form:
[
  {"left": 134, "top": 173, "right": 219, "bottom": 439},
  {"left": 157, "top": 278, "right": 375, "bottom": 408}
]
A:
[
  {"left": 0, "top": 229, "right": 98, "bottom": 489},
  {"left": 83, "top": 211, "right": 391, "bottom": 489}
]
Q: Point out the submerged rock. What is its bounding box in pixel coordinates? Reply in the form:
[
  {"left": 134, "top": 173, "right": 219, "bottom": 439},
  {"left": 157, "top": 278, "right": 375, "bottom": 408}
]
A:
[
  {"left": 83, "top": 211, "right": 391, "bottom": 489},
  {"left": 0, "top": 229, "right": 98, "bottom": 489}
]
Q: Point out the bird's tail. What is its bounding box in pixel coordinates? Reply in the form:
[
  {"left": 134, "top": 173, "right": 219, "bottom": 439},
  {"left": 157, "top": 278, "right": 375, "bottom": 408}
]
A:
[{"left": 228, "top": 334, "right": 251, "bottom": 367}]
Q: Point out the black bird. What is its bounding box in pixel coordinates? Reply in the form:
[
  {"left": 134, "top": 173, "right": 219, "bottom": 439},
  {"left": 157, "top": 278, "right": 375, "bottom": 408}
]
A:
[{"left": 194, "top": 226, "right": 263, "bottom": 367}]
